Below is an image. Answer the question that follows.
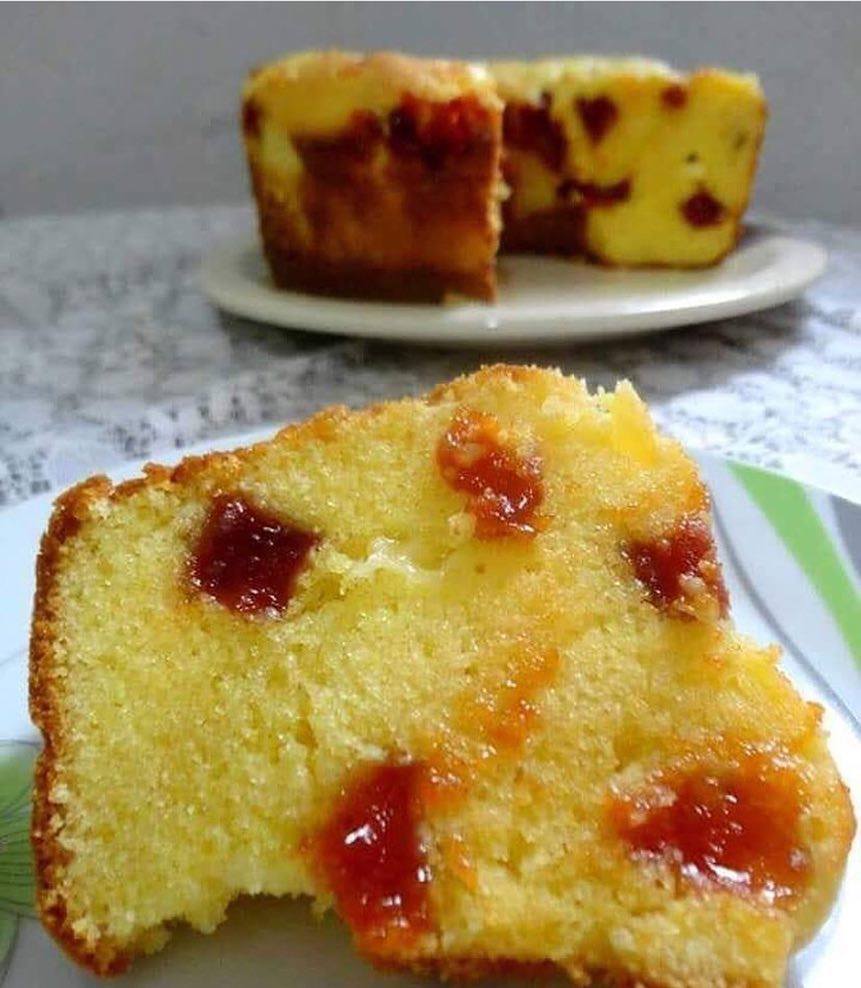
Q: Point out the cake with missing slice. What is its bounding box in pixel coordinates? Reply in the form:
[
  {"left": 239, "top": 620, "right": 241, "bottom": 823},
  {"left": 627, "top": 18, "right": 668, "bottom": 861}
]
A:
[
  {"left": 242, "top": 51, "right": 766, "bottom": 301},
  {"left": 31, "top": 366, "right": 852, "bottom": 984}
]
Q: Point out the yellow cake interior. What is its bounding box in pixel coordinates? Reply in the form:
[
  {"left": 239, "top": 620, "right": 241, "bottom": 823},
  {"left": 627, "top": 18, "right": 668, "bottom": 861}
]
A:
[{"left": 492, "top": 56, "right": 766, "bottom": 265}]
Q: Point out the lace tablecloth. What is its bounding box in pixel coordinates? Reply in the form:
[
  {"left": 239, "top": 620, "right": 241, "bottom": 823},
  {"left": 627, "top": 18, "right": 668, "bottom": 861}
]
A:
[{"left": 1, "top": 204, "right": 859, "bottom": 508}]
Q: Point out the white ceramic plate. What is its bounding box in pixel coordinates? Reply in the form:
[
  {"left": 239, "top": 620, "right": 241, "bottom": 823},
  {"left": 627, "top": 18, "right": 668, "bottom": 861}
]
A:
[
  {"left": 200, "top": 225, "right": 826, "bottom": 346},
  {"left": 0, "top": 431, "right": 858, "bottom": 987}
]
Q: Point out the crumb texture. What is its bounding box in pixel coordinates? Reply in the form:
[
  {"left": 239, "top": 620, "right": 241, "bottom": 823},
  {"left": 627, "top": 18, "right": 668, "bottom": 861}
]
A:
[{"left": 30, "top": 366, "right": 853, "bottom": 984}]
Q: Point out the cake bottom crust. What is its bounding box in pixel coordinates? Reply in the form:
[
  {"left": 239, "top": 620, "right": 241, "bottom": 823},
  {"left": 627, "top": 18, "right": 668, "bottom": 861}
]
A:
[
  {"left": 373, "top": 954, "right": 563, "bottom": 983},
  {"left": 263, "top": 243, "right": 496, "bottom": 304}
]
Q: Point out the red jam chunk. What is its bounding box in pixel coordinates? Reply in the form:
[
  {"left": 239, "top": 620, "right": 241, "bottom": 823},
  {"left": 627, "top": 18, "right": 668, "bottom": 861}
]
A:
[
  {"left": 189, "top": 494, "right": 318, "bottom": 615},
  {"left": 388, "top": 94, "right": 495, "bottom": 169},
  {"left": 609, "top": 754, "right": 810, "bottom": 903},
  {"left": 242, "top": 99, "right": 261, "bottom": 138},
  {"left": 681, "top": 190, "right": 726, "bottom": 228},
  {"left": 436, "top": 409, "right": 544, "bottom": 539},
  {"left": 311, "top": 762, "right": 433, "bottom": 954},
  {"left": 502, "top": 93, "right": 567, "bottom": 171},
  {"left": 624, "top": 513, "right": 729, "bottom": 617},
  {"left": 661, "top": 84, "right": 688, "bottom": 109},
  {"left": 557, "top": 177, "right": 631, "bottom": 208},
  {"left": 576, "top": 95, "right": 619, "bottom": 143}
]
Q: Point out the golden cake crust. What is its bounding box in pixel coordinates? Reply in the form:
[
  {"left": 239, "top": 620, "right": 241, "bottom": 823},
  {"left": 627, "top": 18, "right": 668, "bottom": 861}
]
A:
[
  {"left": 30, "top": 477, "right": 128, "bottom": 973},
  {"left": 249, "top": 182, "right": 500, "bottom": 303},
  {"left": 244, "top": 50, "right": 498, "bottom": 113}
]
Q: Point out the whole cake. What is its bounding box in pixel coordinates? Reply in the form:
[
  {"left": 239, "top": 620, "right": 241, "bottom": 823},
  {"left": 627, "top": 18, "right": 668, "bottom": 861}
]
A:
[
  {"left": 241, "top": 52, "right": 504, "bottom": 301},
  {"left": 31, "top": 367, "right": 852, "bottom": 985},
  {"left": 242, "top": 52, "right": 767, "bottom": 300}
]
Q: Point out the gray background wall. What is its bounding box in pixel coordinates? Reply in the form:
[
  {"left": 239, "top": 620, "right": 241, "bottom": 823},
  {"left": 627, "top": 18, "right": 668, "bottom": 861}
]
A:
[{"left": 3, "top": 2, "right": 859, "bottom": 223}]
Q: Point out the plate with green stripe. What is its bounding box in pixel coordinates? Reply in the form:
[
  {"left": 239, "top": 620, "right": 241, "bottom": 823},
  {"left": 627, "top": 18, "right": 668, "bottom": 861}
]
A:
[{"left": 0, "top": 431, "right": 858, "bottom": 987}]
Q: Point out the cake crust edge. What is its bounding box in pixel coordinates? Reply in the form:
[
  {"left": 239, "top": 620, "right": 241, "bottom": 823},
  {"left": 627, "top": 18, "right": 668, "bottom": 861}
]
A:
[
  {"left": 262, "top": 241, "right": 497, "bottom": 303},
  {"left": 29, "top": 477, "right": 135, "bottom": 975}
]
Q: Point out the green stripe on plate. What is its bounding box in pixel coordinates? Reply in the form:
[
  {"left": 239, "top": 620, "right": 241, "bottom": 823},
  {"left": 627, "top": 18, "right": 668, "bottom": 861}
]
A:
[{"left": 732, "top": 462, "right": 861, "bottom": 668}]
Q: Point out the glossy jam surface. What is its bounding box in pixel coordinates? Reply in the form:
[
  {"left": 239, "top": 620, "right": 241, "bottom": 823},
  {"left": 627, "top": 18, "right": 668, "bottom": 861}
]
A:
[
  {"left": 388, "top": 94, "right": 495, "bottom": 169},
  {"left": 661, "top": 84, "right": 688, "bottom": 109},
  {"left": 625, "top": 513, "right": 728, "bottom": 617},
  {"left": 436, "top": 409, "right": 544, "bottom": 539},
  {"left": 576, "top": 95, "right": 618, "bottom": 143},
  {"left": 189, "top": 494, "right": 318, "bottom": 615},
  {"left": 312, "top": 762, "right": 433, "bottom": 954},
  {"left": 682, "top": 190, "right": 726, "bottom": 228},
  {"left": 503, "top": 94, "right": 567, "bottom": 171},
  {"left": 610, "top": 754, "right": 810, "bottom": 903}
]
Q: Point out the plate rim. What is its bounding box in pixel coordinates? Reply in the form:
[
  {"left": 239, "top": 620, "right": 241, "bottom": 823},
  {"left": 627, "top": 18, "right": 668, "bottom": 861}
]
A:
[{"left": 199, "top": 225, "right": 828, "bottom": 346}]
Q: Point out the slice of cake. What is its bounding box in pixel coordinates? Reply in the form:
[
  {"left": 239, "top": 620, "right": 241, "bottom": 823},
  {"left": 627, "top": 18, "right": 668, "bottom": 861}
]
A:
[
  {"left": 30, "top": 366, "right": 852, "bottom": 984},
  {"left": 241, "top": 51, "right": 503, "bottom": 301},
  {"left": 492, "top": 57, "right": 767, "bottom": 266}
]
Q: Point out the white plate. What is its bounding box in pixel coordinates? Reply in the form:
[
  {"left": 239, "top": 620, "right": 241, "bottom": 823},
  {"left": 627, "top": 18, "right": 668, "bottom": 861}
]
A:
[
  {"left": 0, "top": 431, "right": 858, "bottom": 987},
  {"left": 200, "top": 225, "right": 827, "bottom": 346}
]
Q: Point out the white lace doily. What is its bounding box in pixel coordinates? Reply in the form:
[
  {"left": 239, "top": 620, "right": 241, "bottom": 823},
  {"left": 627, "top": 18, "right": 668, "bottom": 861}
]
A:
[{"left": 1, "top": 205, "right": 859, "bottom": 507}]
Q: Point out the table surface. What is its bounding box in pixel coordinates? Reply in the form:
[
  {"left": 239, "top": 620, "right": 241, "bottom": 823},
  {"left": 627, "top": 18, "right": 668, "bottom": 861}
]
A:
[{"left": 1, "top": 204, "right": 859, "bottom": 509}]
